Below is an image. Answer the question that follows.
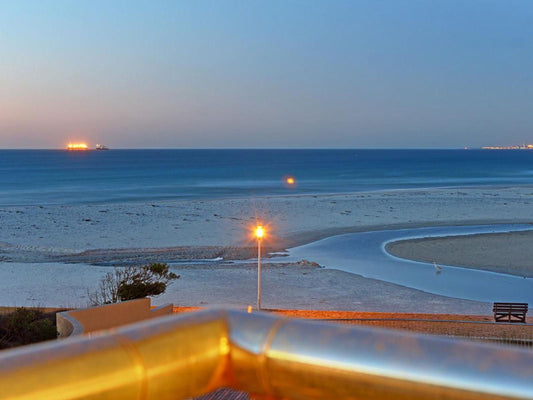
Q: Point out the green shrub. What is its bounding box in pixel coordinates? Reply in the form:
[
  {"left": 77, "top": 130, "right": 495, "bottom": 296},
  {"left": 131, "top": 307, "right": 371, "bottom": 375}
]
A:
[
  {"left": 89, "top": 263, "right": 180, "bottom": 305},
  {"left": 0, "top": 308, "right": 58, "bottom": 349}
]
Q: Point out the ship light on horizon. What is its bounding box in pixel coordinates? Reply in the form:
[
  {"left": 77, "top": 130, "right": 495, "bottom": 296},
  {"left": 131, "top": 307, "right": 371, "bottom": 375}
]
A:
[{"left": 67, "top": 143, "right": 89, "bottom": 150}]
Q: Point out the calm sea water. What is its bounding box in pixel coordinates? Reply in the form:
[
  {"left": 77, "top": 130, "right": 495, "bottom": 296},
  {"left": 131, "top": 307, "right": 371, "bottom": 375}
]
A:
[{"left": 1, "top": 149, "right": 533, "bottom": 206}]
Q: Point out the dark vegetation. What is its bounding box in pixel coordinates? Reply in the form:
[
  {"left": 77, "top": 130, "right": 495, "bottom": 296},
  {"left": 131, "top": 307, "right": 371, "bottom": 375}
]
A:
[
  {"left": 0, "top": 308, "right": 58, "bottom": 349},
  {"left": 1, "top": 263, "right": 179, "bottom": 350},
  {"left": 88, "top": 262, "right": 180, "bottom": 305}
]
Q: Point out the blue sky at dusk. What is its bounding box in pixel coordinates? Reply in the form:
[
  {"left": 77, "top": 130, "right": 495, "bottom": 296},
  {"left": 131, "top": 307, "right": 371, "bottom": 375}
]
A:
[{"left": 1, "top": 1, "right": 532, "bottom": 149}]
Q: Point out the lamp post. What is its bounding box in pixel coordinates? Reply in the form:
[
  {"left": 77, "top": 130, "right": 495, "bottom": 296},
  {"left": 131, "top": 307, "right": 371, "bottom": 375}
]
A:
[{"left": 255, "top": 225, "right": 264, "bottom": 310}]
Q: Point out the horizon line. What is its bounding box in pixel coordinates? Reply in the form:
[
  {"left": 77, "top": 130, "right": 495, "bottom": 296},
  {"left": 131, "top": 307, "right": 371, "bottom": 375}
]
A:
[{"left": 0, "top": 146, "right": 480, "bottom": 151}]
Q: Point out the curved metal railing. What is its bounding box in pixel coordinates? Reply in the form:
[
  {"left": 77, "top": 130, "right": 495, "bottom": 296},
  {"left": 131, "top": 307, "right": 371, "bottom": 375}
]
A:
[{"left": 1, "top": 309, "right": 532, "bottom": 399}]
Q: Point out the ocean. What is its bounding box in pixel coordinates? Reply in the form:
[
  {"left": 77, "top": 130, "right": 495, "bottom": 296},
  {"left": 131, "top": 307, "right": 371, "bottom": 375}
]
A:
[{"left": 1, "top": 149, "right": 533, "bottom": 206}]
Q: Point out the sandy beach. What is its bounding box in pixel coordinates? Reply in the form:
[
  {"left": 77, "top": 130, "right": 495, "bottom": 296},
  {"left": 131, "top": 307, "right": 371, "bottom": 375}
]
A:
[
  {"left": 1, "top": 186, "right": 532, "bottom": 312},
  {"left": 2, "top": 186, "right": 533, "bottom": 254},
  {"left": 386, "top": 230, "right": 533, "bottom": 278}
]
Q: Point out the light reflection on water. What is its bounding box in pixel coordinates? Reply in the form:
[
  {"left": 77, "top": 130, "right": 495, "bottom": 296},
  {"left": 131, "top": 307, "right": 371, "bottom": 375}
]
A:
[{"left": 281, "top": 225, "right": 533, "bottom": 304}]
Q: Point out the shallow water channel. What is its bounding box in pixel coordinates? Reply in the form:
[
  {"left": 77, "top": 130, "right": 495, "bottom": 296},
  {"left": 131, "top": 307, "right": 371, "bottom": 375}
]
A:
[{"left": 279, "top": 225, "right": 533, "bottom": 304}]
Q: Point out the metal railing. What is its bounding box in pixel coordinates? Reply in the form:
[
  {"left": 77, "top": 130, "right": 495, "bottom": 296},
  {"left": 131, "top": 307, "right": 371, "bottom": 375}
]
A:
[{"left": 1, "top": 309, "right": 532, "bottom": 399}]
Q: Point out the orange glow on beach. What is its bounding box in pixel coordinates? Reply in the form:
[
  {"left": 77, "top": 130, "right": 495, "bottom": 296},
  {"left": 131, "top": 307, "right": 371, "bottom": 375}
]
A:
[{"left": 67, "top": 143, "right": 89, "bottom": 150}]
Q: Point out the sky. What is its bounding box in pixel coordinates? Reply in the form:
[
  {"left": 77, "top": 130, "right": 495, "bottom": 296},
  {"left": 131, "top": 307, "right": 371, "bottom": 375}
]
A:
[{"left": 1, "top": 0, "right": 532, "bottom": 149}]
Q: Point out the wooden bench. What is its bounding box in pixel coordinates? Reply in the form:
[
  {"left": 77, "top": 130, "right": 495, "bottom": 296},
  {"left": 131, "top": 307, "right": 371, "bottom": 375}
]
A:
[{"left": 493, "top": 302, "right": 528, "bottom": 323}]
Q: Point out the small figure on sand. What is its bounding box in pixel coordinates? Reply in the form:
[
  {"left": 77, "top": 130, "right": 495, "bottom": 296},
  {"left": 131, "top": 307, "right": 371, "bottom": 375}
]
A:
[{"left": 433, "top": 261, "right": 442, "bottom": 275}]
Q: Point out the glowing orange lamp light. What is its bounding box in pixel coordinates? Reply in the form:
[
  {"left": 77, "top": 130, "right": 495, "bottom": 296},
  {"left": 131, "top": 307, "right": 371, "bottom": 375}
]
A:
[{"left": 255, "top": 225, "right": 264, "bottom": 310}]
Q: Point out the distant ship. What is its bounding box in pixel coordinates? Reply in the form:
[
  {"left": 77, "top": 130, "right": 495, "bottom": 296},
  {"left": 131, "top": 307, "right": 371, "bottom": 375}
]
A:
[
  {"left": 482, "top": 143, "right": 533, "bottom": 150},
  {"left": 95, "top": 144, "right": 109, "bottom": 150}
]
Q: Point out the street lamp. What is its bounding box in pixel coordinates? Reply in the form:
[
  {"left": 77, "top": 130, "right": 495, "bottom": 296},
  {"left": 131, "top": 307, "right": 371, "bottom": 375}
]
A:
[{"left": 255, "top": 225, "right": 264, "bottom": 310}]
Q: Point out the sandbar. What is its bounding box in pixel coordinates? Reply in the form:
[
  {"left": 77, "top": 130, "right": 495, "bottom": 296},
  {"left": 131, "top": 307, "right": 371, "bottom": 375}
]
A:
[{"left": 386, "top": 230, "right": 533, "bottom": 278}]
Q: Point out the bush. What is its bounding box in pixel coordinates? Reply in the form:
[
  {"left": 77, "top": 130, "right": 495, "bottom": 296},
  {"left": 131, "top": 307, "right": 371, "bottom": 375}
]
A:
[
  {"left": 88, "top": 263, "right": 180, "bottom": 306},
  {"left": 0, "top": 308, "right": 58, "bottom": 349}
]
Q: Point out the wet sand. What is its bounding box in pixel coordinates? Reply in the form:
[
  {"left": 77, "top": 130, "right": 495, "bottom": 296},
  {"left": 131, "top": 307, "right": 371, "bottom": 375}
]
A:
[{"left": 155, "top": 262, "right": 492, "bottom": 314}]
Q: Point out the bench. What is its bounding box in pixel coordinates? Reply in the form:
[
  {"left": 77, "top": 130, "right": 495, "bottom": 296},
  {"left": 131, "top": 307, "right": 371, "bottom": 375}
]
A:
[{"left": 493, "top": 302, "right": 528, "bottom": 323}]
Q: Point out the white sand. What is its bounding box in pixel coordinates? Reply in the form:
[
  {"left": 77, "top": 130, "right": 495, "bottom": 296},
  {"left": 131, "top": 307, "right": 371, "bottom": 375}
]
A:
[
  {"left": 1, "top": 186, "right": 532, "bottom": 313},
  {"left": 2, "top": 186, "right": 532, "bottom": 253}
]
